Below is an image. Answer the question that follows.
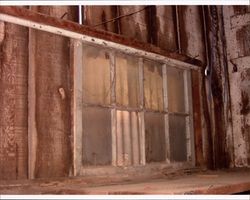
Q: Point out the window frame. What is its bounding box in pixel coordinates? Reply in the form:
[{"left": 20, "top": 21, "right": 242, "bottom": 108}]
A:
[{"left": 72, "top": 41, "right": 196, "bottom": 176}]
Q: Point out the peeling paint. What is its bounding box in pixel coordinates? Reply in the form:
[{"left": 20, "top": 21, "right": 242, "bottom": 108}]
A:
[
  {"left": 236, "top": 25, "right": 250, "bottom": 57},
  {"left": 240, "top": 68, "right": 250, "bottom": 81},
  {"left": 240, "top": 91, "right": 250, "bottom": 115},
  {"left": 223, "top": 6, "right": 250, "bottom": 167}
]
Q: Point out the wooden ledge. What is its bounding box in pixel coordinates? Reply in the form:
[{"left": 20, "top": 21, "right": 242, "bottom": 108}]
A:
[{"left": 0, "top": 168, "right": 249, "bottom": 194}]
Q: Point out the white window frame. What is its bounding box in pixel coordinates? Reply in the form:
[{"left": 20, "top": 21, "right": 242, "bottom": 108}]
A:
[{"left": 72, "top": 40, "right": 196, "bottom": 176}]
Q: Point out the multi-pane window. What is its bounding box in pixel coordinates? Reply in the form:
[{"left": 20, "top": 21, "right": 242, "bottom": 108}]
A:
[{"left": 80, "top": 43, "right": 193, "bottom": 169}]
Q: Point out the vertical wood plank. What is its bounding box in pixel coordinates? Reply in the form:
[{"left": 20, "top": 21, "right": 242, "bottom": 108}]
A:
[
  {"left": 191, "top": 69, "right": 204, "bottom": 167},
  {"left": 84, "top": 6, "right": 118, "bottom": 32},
  {"left": 0, "top": 22, "right": 28, "bottom": 180},
  {"left": 189, "top": 70, "right": 195, "bottom": 165},
  {"left": 31, "top": 21, "right": 72, "bottom": 178},
  {"left": 119, "top": 6, "right": 148, "bottom": 43}
]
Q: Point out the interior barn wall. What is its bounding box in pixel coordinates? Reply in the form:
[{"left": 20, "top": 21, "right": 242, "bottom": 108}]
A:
[
  {"left": 151, "top": 6, "right": 178, "bottom": 51},
  {"left": 223, "top": 6, "right": 250, "bottom": 167},
  {"left": 0, "top": 5, "right": 208, "bottom": 180},
  {"left": 0, "top": 5, "right": 243, "bottom": 180},
  {"left": 84, "top": 6, "right": 118, "bottom": 33},
  {"left": 84, "top": 6, "right": 175, "bottom": 46}
]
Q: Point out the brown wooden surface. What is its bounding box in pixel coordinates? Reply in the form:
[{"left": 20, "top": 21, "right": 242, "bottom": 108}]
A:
[
  {"left": 28, "top": 6, "right": 73, "bottom": 178},
  {"left": 191, "top": 70, "right": 204, "bottom": 167},
  {"left": 0, "top": 22, "right": 28, "bottom": 180},
  {"left": 0, "top": 168, "right": 249, "bottom": 194},
  {"left": 178, "top": 6, "right": 206, "bottom": 64},
  {"left": 0, "top": 6, "right": 203, "bottom": 67}
]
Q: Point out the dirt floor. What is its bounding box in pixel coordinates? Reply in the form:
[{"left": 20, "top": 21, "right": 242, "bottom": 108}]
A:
[{"left": 0, "top": 168, "right": 250, "bottom": 194}]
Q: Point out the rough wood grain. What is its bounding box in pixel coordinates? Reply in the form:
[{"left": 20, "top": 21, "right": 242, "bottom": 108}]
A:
[
  {"left": 0, "top": 22, "right": 28, "bottom": 180},
  {"left": 84, "top": 6, "right": 118, "bottom": 33},
  {"left": 0, "top": 6, "right": 203, "bottom": 67},
  {"left": 178, "top": 6, "right": 206, "bottom": 65},
  {"left": 29, "top": 6, "right": 73, "bottom": 178},
  {"left": 28, "top": 23, "right": 37, "bottom": 179},
  {"left": 191, "top": 70, "right": 204, "bottom": 167}
]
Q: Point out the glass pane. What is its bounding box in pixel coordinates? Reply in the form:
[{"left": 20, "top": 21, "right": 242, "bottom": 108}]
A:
[
  {"left": 169, "top": 115, "right": 187, "bottom": 162},
  {"left": 82, "top": 45, "right": 110, "bottom": 105},
  {"left": 167, "top": 67, "right": 185, "bottom": 113},
  {"left": 144, "top": 60, "right": 163, "bottom": 111},
  {"left": 116, "top": 54, "right": 140, "bottom": 108},
  {"left": 145, "top": 112, "right": 166, "bottom": 163},
  {"left": 116, "top": 110, "right": 141, "bottom": 166},
  {"left": 82, "top": 107, "right": 112, "bottom": 166}
]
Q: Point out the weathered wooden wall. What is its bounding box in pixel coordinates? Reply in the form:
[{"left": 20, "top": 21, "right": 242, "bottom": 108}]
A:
[
  {"left": 1, "top": 5, "right": 249, "bottom": 181},
  {"left": 0, "top": 21, "right": 28, "bottom": 180},
  {"left": 28, "top": 6, "right": 77, "bottom": 178},
  {"left": 84, "top": 6, "right": 206, "bottom": 63},
  {"left": 0, "top": 6, "right": 78, "bottom": 180},
  {"left": 223, "top": 6, "right": 250, "bottom": 167},
  {"left": 203, "top": 6, "right": 233, "bottom": 169}
]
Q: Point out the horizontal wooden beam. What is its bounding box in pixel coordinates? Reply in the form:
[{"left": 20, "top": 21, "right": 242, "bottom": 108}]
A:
[{"left": 0, "top": 6, "right": 202, "bottom": 70}]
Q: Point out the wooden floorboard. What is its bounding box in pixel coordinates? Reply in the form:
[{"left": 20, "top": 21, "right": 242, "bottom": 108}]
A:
[{"left": 0, "top": 168, "right": 250, "bottom": 194}]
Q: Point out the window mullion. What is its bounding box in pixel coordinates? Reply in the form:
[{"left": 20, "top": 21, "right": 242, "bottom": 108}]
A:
[
  {"left": 162, "top": 64, "right": 170, "bottom": 164},
  {"left": 139, "top": 58, "right": 145, "bottom": 165},
  {"left": 110, "top": 52, "right": 117, "bottom": 166},
  {"left": 184, "top": 69, "right": 194, "bottom": 164},
  {"left": 73, "top": 39, "right": 83, "bottom": 175}
]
